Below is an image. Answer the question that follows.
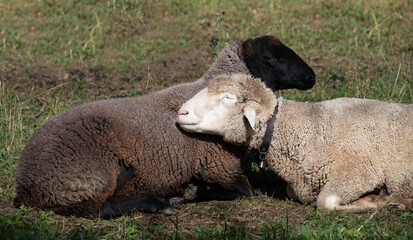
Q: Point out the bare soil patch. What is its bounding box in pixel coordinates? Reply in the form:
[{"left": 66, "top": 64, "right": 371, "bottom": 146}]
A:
[{"left": 2, "top": 48, "right": 212, "bottom": 100}]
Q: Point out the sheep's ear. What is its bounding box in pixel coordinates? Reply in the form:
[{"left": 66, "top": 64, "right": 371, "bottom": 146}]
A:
[
  {"left": 240, "top": 38, "right": 255, "bottom": 59},
  {"left": 243, "top": 106, "right": 256, "bottom": 131}
]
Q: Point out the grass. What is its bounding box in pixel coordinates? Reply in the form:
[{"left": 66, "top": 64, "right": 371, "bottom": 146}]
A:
[
  {"left": 1, "top": 0, "right": 412, "bottom": 239},
  {"left": 1, "top": 199, "right": 412, "bottom": 239}
]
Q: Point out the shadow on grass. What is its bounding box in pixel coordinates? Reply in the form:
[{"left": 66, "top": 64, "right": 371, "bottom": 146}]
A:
[{"left": 241, "top": 150, "right": 289, "bottom": 200}]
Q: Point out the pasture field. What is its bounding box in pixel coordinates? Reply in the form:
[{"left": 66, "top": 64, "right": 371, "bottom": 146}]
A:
[{"left": 1, "top": 0, "right": 412, "bottom": 239}]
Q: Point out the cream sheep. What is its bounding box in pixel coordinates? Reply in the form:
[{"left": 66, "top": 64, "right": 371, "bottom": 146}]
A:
[
  {"left": 177, "top": 74, "right": 413, "bottom": 212},
  {"left": 15, "top": 36, "right": 316, "bottom": 218}
]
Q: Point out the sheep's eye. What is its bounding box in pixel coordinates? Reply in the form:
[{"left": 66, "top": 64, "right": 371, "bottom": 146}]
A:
[
  {"left": 264, "top": 55, "right": 278, "bottom": 61},
  {"left": 219, "top": 93, "right": 236, "bottom": 102},
  {"left": 268, "top": 57, "right": 280, "bottom": 63}
]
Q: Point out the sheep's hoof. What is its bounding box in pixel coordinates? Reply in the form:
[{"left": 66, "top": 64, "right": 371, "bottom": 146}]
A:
[
  {"left": 93, "top": 194, "right": 179, "bottom": 218},
  {"left": 169, "top": 197, "right": 184, "bottom": 205},
  {"left": 398, "top": 203, "right": 406, "bottom": 211},
  {"left": 183, "top": 184, "right": 198, "bottom": 201},
  {"left": 161, "top": 207, "right": 178, "bottom": 216},
  {"left": 386, "top": 197, "right": 413, "bottom": 211}
]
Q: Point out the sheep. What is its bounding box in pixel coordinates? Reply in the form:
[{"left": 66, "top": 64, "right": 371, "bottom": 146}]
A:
[
  {"left": 14, "top": 36, "right": 316, "bottom": 218},
  {"left": 177, "top": 74, "right": 413, "bottom": 212}
]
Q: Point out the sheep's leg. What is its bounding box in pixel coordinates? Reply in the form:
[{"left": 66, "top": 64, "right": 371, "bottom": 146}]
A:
[
  {"left": 232, "top": 176, "right": 254, "bottom": 198},
  {"left": 208, "top": 175, "right": 254, "bottom": 199},
  {"left": 316, "top": 172, "right": 384, "bottom": 212},
  {"left": 199, "top": 176, "right": 253, "bottom": 200},
  {"left": 386, "top": 197, "right": 413, "bottom": 210},
  {"left": 315, "top": 154, "right": 389, "bottom": 213},
  {"left": 317, "top": 189, "right": 387, "bottom": 213},
  {"left": 198, "top": 152, "right": 254, "bottom": 200},
  {"left": 93, "top": 195, "right": 177, "bottom": 219},
  {"left": 193, "top": 182, "right": 252, "bottom": 202},
  {"left": 318, "top": 188, "right": 412, "bottom": 212},
  {"left": 383, "top": 160, "right": 413, "bottom": 210},
  {"left": 316, "top": 172, "right": 390, "bottom": 213},
  {"left": 174, "top": 177, "right": 253, "bottom": 203}
]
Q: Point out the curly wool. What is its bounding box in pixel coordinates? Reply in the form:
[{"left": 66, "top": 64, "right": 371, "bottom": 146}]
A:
[
  {"left": 185, "top": 74, "right": 413, "bottom": 212},
  {"left": 14, "top": 41, "right": 250, "bottom": 217}
]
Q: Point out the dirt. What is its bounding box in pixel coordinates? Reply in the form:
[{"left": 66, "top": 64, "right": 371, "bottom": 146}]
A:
[
  {"left": 1, "top": 194, "right": 313, "bottom": 237},
  {"left": 151, "top": 194, "right": 313, "bottom": 234},
  {"left": 2, "top": 48, "right": 212, "bottom": 100}
]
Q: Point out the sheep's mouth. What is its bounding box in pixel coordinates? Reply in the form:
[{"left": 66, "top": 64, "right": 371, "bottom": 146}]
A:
[
  {"left": 176, "top": 117, "right": 193, "bottom": 125},
  {"left": 176, "top": 121, "right": 195, "bottom": 126},
  {"left": 176, "top": 118, "right": 199, "bottom": 128},
  {"left": 176, "top": 120, "right": 200, "bottom": 133}
]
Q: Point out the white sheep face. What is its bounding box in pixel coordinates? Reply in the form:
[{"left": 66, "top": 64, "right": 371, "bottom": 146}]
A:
[
  {"left": 177, "top": 74, "right": 275, "bottom": 145},
  {"left": 177, "top": 88, "right": 240, "bottom": 137}
]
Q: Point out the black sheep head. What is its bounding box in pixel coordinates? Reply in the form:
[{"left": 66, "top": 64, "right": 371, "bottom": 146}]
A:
[{"left": 241, "top": 35, "right": 316, "bottom": 91}]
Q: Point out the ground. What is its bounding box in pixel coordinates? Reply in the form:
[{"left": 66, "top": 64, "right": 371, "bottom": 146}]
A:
[
  {"left": 2, "top": 31, "right": 412, "bottom": 240},
  {"left": 1, "top": 0, "right": 412, "bottom": 238},
  {"left": 3, "top": 49, "right": 212, "bottom": 99}
]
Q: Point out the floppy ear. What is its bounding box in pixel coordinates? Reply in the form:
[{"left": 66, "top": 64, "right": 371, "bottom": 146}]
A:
[{"left": 243, "top": 106, "right": 256, "bottom": 131}]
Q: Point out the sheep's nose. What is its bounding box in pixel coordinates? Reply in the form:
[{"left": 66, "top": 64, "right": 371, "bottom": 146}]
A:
[{"left": 178, "top": 109, "right": 189, "bottom": 115}]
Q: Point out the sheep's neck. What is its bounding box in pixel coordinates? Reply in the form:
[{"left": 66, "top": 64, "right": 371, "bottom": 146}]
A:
[
  {"left": 203, "top": 41, "right": 248, "bottom": 82},
  {"left": 256, "top": 104, "right": 279, "bottom": 168},
  {"left": 248, "top": 103, "right": 278, "bottom": 150}
]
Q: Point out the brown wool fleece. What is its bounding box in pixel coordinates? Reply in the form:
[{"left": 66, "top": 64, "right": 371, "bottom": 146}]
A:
[{"left": 14, "top": 41, "right": 251, "bottom": 217}]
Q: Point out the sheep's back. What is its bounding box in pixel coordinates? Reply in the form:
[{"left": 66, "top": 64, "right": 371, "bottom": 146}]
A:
[{"left": 318, "top": 98, "right": 412, "bottom": 162}]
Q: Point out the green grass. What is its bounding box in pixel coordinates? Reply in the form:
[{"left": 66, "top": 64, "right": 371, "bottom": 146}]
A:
[
  {"left": 1, "top": 0, "right": 412, "bottom": 239},
  {"left": 1, "top": 202, "right": 412, "bottom": 239}
]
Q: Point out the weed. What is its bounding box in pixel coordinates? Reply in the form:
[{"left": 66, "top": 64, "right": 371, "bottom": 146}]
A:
[{"left": 210, "top": 11, "right": 230, "bottom": 58}]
